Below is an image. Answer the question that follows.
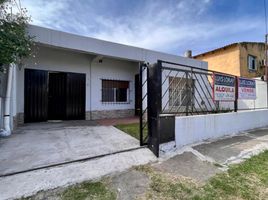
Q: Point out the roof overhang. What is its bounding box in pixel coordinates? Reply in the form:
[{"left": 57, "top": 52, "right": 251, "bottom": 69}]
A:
[{"left": 27, "top": 25, "right": 207, "bottom": 68}]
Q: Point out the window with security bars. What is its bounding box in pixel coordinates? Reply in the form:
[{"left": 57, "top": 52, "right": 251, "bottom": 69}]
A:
[
  {"left": 169, "top": 77, "right": 194, "bottom": 107},
  {"left": 102, "top": 79, "right": 129, "bottom": 103}
]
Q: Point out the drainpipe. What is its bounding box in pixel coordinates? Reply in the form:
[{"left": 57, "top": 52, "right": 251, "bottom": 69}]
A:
[{"left": 0, "top": 63, "right": 14, "bottom": 136}]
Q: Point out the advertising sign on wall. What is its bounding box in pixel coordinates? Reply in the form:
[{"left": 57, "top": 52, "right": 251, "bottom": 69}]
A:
[
  {"left": 213, "top": 73, "right": 236, "bottom": 101},
  {"left": 238, "top": 77, "right": 256, "bottom": 100}
]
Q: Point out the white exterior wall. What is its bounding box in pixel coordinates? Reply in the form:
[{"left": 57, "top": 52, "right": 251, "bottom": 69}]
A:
[
  {"left": 219, "top": 80, "right": 268, "bottom": 110},
  {"left": 175, "top": 109, "right": 268, "bottom": 147},
  {"left": 90, "top": 57, "right": 138, "bottom": 111},
  {"left": 17, "top": 46, "right": 92, "bottom": 114},
  {"left": 237, "top": 80, "right": 267, "bottom": 109},
  {"left": 10, "top": 25, "right": 209, "bottom": 124},
  {"left": 16, "top": 46, "right": 139, "bottom": 116},
  {"left": 28, "top": 25, "right": 207, "bottom": 68},
  {"left": 0, "top": 97, "right": 3, "bottom": 128}
]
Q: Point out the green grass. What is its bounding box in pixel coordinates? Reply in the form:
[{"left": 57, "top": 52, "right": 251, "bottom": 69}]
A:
[
  {"left": 22, "top": 181, "right": 116, "bottom": 200},
  {"left": 137, "top": 150, "right": 268, "bottom": 200},
  {"left": 115, "top": 123, "right": 147, "bottom": 140},
  {"left": 135, "top": 165, "right": 200, "bottom": 200},
  {"left": 22, "top": 151, "right": 268, "bottom": 200},
  {"left": 61, "top": 181, "right": 116, "bottom": 200},
  {"left": 196, "top": 150, "right": 268, "bottom": 200}
]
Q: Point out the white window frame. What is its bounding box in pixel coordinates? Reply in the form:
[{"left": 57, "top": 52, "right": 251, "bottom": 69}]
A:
[{"left": 248, "top": 55, "right": 257, "bottom": 71}]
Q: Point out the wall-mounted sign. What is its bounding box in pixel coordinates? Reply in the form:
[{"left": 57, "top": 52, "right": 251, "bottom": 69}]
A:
[
  {"left": 238, "top": 78, "right": 256, "bottom": 100},
  {"left": 213, "top": 73, "right": 236, "bottom": 101}
]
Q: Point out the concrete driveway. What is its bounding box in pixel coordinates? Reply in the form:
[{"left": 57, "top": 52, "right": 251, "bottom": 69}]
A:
[{"left": 0, "top": 120, "right": 139, "bottom": 175}]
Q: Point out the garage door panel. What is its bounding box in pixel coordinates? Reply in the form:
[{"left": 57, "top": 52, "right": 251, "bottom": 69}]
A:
[
  {"left": 66, "top": 73, "right": 86, "bottom": 120},
  {"left": 24, "top": 69, "right": 48, "bottom": 123},
  {"left": 24, "top": 69, "right": 86, "bottom": 122}
]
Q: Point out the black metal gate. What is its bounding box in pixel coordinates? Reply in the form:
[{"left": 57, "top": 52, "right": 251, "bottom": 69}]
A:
[
  {"left": 24, "top": 69, "right": 86, "bottom": 123},
  {"left": 141, "top": 60, "right": 237, "bottom": 157},
  {"left": 139, "top": 62, "right": 176, "bottom": 157}
]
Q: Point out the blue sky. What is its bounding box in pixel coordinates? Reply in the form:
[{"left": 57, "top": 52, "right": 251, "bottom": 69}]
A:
[{"left": 21, "top": 0, "right": 267, "bottom": 56}]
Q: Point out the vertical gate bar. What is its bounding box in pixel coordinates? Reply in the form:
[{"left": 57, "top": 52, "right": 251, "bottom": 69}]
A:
[
  {"left": 139, "top": 63, "right": 143, "bottom": 146},
  {"left": 234, "top": 76, "right": 238, "bottom": 112},
  {"left": 186, "top": 71, "right": 189, "bottom": 116},
  {"left": 191, "top": 68, "right": 194, "bottom": 114}
]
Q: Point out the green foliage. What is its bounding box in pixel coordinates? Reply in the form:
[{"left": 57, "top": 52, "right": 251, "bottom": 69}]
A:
[
  {"left": 115, "top": 123, "right": 148, "bottom": 140},
  {"left": 0, "top": 0, "right": 33, "bottom": 68},
  {"left": 137, "top": 151, "right": 268, "bottom": 200},
  {"left": 21, "top": 181, "right": 116, "bottom": 200},
  {"left": 61, "top": 181, "right": 116, "bottom": 200}
]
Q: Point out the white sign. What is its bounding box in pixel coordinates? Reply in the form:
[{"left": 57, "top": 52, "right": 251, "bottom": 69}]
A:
[
  {"left": 213, "top": 73, "right": 236, "bottom": 101},
  {"left": 238, "top": 78, "right": 256, "bottom": 100}
]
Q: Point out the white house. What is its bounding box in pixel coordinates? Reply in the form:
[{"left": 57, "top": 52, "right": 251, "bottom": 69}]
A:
[{"left": 0, "top": 25, "right": 208, "bottom": 134}]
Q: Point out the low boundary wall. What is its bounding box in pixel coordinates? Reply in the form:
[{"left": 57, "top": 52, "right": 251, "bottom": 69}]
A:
[{"left": 175, "top": 109, "right": 268, "bottom": 147}]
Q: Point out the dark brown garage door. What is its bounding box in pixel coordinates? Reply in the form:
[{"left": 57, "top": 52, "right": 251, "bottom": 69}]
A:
[{"left": 24, "top": 69, "right": 86, "bottom": 123}]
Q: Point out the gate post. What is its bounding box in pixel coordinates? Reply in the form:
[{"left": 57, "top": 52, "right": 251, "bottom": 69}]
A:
[
  {"left": 147, "top": 60, "right": 162, "bottom": 157},
  {"left": 234, "top": 76, "right": 238, "bottom": 112},
  {"left": 139, "top": 63, "right": 144, "bottom": 146}
]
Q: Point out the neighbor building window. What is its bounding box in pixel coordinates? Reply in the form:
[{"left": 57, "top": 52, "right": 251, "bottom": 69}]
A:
[
  {"left": 169, "top": 77, "right": 194, "bottom": 107},
  {"left": 248, "top": 55, "right": 256, "bottom": 71},
  {"left": 102, "top": 80, "right": 129, "bottom": 103}
]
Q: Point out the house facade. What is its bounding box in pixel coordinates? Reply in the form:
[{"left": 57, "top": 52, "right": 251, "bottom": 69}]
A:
[
  {"left": 1, "top": 25, "right": 208, "bottom": 131},
  {"left": 194, "top": 42, "right": 265, "bottom": 78}
]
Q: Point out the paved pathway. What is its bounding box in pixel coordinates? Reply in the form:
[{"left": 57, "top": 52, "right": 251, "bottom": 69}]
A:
[
  {"left": 1, "top": 127, "right": 268, "bottom": 199},
  {"left": 0, "top": 121, "right": 139, "bottom": 175}
]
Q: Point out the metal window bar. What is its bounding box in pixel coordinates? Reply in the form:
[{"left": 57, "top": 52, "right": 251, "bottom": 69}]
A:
[
  {"left": 167, "top": 80, "right": 187, "bottom": 113},
  {"left": 162, "top": 73, "right": 187, "bottom": 111},
  {"left": 160, "top": 61, "right": 239, "bottom": 116},
  {"left": 192, "top": 73, "right": 215, "bottom": 111}
]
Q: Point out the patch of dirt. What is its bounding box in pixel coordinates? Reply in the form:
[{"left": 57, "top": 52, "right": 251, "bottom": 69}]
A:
[
  {"left": 20, "top": 187, "right": 65, "bottom": 200},
  {"left": 108, "top": 169, "right": 150, "bottom": 200},
  {"left": 153, "top": 152, "right": 221, "bottom": 183}
]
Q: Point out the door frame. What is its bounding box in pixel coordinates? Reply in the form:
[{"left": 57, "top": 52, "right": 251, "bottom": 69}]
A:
[{"left": 135, "top": 74, "right": 141, "bottom": 116}]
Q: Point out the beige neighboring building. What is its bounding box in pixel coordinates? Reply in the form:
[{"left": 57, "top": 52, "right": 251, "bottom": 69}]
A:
[{"left": 194, "top": 42, "right": 265, "bottom": 78}]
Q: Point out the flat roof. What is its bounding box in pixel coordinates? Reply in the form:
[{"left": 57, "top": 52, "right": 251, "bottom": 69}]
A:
[
  {"left": 194, "top": 42, "right": 264, "bottom": 58},
  {"left": 27, "top": 25, "right": 207, "bottom": 68}
]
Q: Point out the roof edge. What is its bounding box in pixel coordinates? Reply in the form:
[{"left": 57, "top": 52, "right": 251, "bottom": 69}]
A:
[{"left": 194, "top": 42, "right": 265, "bottom": 58}]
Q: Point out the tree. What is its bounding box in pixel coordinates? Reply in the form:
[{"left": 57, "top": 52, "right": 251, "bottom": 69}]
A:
[{"left": 0, "top": 0, "right": 33, "bottom": 70}]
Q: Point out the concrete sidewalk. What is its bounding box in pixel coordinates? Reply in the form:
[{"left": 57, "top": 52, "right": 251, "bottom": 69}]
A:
[
  {"left": 1, "top": 127, "right": 268, "bottom": 199},
  {"left": 156, "top": 127, "right": 268, "bottom": 183},
  {"left": 0, "top": 121, "right": 139, "bottom": 175},
  {"left": 106, "top": 127, "right": 268, "bottom": 199},
  {"left": 0, "top": 148, "right": 157, "bottom": 200}
]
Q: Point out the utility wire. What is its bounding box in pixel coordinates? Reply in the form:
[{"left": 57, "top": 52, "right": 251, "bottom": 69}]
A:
[{"left": 264, "top": 0, "right": 268, "bottom": 35}]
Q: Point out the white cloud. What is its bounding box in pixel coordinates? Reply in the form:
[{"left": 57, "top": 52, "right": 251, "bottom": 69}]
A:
[
  {"left": 19, "top": 0, "right": 264, "bottom": 55},
  {"left": 21, "top": 0, "right": 69, "bottom": 28}
]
